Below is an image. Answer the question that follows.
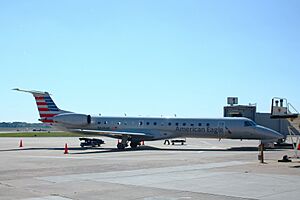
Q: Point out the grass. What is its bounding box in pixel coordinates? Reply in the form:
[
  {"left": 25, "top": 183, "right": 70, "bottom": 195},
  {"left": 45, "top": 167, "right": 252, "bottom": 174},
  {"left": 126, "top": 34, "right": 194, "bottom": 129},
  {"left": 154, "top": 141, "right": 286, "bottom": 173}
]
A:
[{"left": 0, "top": 131, "right": 90, "bottom": 137}]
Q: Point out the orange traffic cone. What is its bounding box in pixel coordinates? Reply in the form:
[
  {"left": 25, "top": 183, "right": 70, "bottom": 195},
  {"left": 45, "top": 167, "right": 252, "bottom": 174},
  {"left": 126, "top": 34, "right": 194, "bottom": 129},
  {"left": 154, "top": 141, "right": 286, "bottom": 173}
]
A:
[
  {"left": 297, "top": 143, "right": 300, "bottom": 150},
  {"left": 64, "top": 143, "right": 69, "bottom": 154},
  {"left": 19, "top": 139, "right": 23, "bottom": 148}
]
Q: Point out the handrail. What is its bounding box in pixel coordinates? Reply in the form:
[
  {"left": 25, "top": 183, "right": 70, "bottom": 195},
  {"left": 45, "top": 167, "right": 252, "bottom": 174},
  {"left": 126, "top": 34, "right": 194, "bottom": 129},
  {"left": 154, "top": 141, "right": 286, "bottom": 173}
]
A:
[
  {"left": 288, "top": 103, "right": 299, "bottom": 114},
  {"left": 271, "top": 97, "right": 298, "bottom": 115}
]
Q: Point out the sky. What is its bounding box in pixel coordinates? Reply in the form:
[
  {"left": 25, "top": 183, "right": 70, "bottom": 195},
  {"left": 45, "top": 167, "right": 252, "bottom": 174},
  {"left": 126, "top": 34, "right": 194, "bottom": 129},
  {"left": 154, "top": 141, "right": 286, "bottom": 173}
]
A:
[{"left": 0, "top": 0, "right": 299, "bottom": 122}]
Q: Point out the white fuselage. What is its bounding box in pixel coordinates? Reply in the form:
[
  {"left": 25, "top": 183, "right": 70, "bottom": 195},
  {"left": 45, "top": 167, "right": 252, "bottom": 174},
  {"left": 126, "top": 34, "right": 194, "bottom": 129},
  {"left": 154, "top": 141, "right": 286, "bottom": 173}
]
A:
[
  {"left": 53, "top": 114, "right": 283, "bottom": 142},
  {"left": 15, "top": 88, "right": 284, "bottom": 149}
]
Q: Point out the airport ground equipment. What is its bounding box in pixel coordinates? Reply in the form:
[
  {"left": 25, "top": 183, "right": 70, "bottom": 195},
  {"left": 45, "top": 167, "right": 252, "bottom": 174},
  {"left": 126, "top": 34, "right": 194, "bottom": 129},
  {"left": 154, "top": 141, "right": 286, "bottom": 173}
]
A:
[
  {"left": 278, "top": 155, "right": 292, "bottom": 162},
  {"left": 79, "top": 138, "right": 105, "bottom": 147},
  {"left": 171, "top": 138, "right": 186, "bottom": 145},
  {"left": 271, "top": 97, "right": 300, "bottom": 158}
]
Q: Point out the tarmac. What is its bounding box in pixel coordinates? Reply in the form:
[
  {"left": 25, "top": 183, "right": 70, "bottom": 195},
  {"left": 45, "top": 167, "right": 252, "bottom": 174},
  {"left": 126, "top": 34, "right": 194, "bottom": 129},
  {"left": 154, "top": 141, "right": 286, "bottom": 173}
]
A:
[{"left": 0, "top": 137, "right": 300, "bottom": 200}]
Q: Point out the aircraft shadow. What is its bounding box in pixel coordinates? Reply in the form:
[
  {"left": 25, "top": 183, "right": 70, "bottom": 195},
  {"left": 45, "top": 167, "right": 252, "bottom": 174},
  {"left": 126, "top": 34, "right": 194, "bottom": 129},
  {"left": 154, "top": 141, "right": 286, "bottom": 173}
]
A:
[
  {"left": 0, "top": 147, "right": 86, "bottom": 152},
  {"left": 71, "top": 145, "right": 284, "bottom": 155},
  {"left": 0, "top": 145, "right": 284, "bottom": 155}
]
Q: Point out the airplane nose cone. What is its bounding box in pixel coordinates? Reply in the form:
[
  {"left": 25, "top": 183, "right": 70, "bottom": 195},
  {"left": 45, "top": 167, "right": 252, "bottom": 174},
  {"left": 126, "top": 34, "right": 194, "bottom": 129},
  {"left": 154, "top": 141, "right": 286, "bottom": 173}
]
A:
[{"left": 256, "top": 125, "right": 284, "bottom": 140}]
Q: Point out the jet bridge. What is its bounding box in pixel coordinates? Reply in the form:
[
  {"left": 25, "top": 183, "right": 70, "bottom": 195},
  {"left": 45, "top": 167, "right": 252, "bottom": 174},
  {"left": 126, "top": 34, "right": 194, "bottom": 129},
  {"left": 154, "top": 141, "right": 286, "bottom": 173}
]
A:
[{"left": 271, "top": 97, "right": 300, "bottom": 157}]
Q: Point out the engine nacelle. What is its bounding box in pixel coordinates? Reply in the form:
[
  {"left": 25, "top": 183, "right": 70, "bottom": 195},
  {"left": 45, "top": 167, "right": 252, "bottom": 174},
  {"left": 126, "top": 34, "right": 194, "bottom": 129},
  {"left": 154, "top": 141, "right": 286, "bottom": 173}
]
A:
[{"left": 53, "top": 113, "right": 91, "bottom": 126}]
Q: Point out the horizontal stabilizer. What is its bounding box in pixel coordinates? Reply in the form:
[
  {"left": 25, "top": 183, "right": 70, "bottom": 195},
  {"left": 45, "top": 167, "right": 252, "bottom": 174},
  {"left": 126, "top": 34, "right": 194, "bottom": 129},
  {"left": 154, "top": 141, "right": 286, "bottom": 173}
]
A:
[{"left": 12, "top": 88, "right": 50, "bottom": 95}]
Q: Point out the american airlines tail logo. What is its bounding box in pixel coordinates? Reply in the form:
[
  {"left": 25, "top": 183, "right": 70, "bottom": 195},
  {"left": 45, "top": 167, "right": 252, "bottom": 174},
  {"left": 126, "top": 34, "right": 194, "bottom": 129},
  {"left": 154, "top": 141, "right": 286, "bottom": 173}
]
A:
[
  {"left": 34, "top": 95, "right": 61, "bottom": 123},
  {"left": 12, "top": 89, "right": 65, "bottom": 123}
]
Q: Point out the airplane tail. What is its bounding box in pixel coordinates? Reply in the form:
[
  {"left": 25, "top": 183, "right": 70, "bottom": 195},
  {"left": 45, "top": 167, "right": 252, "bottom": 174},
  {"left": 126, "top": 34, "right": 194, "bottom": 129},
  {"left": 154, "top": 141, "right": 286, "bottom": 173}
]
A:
[{"left": 13, "top": 88, "right": 69, "bottom": 123}]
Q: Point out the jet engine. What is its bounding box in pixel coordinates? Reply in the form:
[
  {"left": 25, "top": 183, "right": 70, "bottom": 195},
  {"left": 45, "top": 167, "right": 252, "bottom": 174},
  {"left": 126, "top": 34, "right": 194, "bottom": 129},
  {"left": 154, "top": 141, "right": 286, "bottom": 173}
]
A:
[{"left": 53, "top": 113, "right": 91, "bottom": 126}]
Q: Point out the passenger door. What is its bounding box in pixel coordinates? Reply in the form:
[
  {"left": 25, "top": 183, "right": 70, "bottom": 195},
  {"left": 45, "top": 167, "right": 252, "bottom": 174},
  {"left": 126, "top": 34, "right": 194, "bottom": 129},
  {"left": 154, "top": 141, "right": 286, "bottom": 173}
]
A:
[{"left": 218, "top": 121, "right": 225, "bottom": 140}]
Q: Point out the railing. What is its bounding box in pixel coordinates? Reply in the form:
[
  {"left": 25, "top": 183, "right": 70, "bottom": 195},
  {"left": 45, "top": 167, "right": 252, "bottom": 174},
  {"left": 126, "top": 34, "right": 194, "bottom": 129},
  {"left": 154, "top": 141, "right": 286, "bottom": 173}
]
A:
[{"left": 271, "top": 97, "right": 299, "bottom": 118}]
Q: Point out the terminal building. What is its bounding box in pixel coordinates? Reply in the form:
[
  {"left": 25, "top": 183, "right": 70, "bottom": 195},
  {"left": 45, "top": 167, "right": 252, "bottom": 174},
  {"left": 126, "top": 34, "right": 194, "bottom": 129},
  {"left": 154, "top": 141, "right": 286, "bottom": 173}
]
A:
[{"left": 223, "top": 97, "right": 298, "bottom": 137}]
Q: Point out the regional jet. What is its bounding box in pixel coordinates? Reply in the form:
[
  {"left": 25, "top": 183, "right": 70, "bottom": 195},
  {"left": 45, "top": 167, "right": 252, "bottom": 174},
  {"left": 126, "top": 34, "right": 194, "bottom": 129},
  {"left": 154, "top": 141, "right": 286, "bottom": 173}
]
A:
[{"left": 14, "top": 88, "right": 283, "bottom": 150}]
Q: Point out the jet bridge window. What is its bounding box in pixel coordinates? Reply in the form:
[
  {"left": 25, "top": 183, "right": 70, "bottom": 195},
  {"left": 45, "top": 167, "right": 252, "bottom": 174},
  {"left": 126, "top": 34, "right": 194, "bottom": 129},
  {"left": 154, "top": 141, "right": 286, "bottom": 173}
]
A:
[{"left": 244, "top": 121, "right": 256, "bottom": 127}]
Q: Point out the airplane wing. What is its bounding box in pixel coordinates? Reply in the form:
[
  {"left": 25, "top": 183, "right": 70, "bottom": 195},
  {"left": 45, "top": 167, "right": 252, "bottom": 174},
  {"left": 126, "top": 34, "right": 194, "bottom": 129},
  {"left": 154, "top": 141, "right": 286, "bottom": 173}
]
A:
[{"left": 70, "top": 129, "right": 154, "bottom": 138}]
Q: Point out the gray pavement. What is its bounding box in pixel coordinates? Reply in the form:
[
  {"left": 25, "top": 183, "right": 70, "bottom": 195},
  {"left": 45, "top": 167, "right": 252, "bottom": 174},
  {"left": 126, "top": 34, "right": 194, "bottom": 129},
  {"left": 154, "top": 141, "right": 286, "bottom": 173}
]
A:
[{"left": 0, "top": 137, "right": 299, "bottom": 200}]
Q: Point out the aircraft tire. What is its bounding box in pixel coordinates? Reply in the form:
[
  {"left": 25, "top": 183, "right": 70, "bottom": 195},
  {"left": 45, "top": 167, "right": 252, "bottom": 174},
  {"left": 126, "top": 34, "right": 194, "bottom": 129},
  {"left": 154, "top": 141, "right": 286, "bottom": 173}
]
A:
[
  {"left": 130, "top": 142, "right": 138, "bottom": 149},
  {"left": 117, "top": 143, "right": 125, "bottom": 150}
]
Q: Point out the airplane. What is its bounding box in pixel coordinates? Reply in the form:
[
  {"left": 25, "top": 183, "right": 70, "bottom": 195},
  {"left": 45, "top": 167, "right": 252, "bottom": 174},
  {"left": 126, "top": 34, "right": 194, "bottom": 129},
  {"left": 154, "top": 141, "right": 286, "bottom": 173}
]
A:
[{"left": 13, "top": 88, "right": 284, "bottom": 150}]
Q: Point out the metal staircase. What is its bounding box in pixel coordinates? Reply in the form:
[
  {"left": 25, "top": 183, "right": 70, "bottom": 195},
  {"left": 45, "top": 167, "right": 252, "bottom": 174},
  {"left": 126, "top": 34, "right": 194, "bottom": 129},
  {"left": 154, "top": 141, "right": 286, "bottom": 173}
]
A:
[{"left": 271, "top": 97, "right": 299, "bottom": 157}]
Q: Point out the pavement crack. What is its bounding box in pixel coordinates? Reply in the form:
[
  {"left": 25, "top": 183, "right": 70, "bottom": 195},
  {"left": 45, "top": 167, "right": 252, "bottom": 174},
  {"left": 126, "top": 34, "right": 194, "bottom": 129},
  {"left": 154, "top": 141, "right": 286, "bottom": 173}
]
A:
[{"left": 0, "top": 181, "right": 14, "bottom": 188}]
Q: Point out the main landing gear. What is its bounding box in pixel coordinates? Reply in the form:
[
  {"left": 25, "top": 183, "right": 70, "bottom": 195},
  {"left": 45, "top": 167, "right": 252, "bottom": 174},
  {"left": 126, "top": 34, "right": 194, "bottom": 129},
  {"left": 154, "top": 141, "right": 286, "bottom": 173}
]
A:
[
  {"left": 117, "top": 136, "right": 141, "bottom": 150},
  {"left": 117, "top": 142, "right": 127, "bottom": 150}
]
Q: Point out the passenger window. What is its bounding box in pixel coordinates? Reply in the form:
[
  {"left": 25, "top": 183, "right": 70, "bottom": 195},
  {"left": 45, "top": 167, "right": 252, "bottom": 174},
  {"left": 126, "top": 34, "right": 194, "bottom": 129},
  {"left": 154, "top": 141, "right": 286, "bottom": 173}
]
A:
[
  {"left": 191, "top": 123, "right": 194, "bottom": 126},
  {"left": 98, "top": 122, "right": 101, "bottom": 124},
  {"left": 154, "top": 122, "right": 157, "bottom": 125},
  {"left": 117, "top": 122, "right": 121, "bottom": 125},
  {"left": 146, "top": 122, "right": 150, "bottom": 125},
  {"left": 104, "top": 121, "right": 108, "bottom": 125},
  {"left": 139, "top": 121, "right": 143, "bottom": 126},
  {"left": 175, "top": 122, "right": 179, "bottom": 126},
  {"left": 198, "top": 123, "right": 202, "bottom": 126},
  {"left": 183, "top": 123, "right": 186, "bottom": 126},
  {"left": 168, "top": 122, "right": 172, "bottom": 126},
  {"left": 206, "top": 123, "right": 210, "bottom": 126}
]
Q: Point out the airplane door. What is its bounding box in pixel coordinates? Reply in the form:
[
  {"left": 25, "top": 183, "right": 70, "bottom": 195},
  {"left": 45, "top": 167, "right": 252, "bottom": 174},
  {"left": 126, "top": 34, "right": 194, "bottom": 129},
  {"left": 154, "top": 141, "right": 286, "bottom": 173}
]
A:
[{"left": 218, "top": 121, "right": 225, "bottom": 140}]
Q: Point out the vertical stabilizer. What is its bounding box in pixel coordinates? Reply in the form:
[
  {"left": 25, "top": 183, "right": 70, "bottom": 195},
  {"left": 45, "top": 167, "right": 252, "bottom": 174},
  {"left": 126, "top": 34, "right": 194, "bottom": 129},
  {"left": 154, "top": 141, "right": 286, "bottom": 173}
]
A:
[{"left": 13, "top": 88, "right": 69, "bottom": 123}]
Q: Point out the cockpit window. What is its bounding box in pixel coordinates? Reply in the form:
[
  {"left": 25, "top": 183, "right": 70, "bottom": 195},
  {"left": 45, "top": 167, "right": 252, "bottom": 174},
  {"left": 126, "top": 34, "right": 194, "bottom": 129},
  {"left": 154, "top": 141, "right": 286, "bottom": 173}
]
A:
[{"left": 244, "top": 121, "right": 256, "bottom": 127}]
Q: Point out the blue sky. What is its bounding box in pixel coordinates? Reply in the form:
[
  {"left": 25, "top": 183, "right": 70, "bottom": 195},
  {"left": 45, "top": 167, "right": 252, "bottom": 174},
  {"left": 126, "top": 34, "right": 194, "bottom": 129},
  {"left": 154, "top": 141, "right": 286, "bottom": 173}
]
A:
[{"left": 0, "top": 0, "right": 299, "bottom": 122}]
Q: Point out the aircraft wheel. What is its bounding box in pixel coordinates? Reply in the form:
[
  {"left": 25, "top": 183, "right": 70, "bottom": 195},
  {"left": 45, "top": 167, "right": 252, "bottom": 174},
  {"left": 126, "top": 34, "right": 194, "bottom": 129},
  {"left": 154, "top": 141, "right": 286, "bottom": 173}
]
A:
[
  {"left": 117, "top": 143, "right": 126, "bottom": 150},
  {"left": 130, "top": 142, "right": 138, "bottom": 149}
]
